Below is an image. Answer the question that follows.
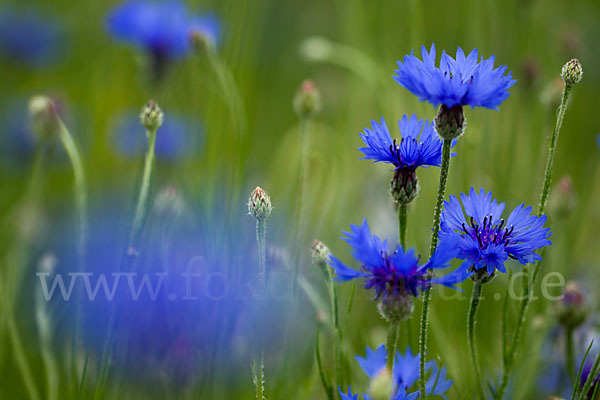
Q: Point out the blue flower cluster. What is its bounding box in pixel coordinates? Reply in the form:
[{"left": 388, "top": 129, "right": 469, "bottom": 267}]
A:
[
  {"left": 394, "top": 44, "right": 516, "bottom": 110},
  {"left": 339, "top": 345, "right": 452, "bottom": 400},
  {"left": 107, "top": 0, "right": 220, "bottom": 60},
  {"left": 440, "top": 188, "right": 552, "bottom": 276},
  {"left": 327, "top": 219, "right": 469, "bottom": 300}
]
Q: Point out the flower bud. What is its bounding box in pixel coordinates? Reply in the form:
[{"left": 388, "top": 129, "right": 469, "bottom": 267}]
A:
[
  {"left": 556, "top": 282, "right": 589, "bottom": 329},
  {"left": 154, "top": 186, "right": 185, "bottom": 217},
  {"left": 470, "top": 267, "right": 495, "bottom": 284},
  {"left": 391, "top": 168, "right": 418, "bottom": 206},
  {"left": 368, "top": 367, "right": 394, "bottom": 400},
  {"left": 190, "top": 30, "right": 214, "bottom": 54},
  {"left": 248, "top": 187, "right": 272, "bottom": 220},
  {"left": 435, "top": 105, "right": 465, "bottom": 140},
  {"left": 561, "top": 58, "right": 583, "bottom": 86},
  {"left": 311, "top": 239, "right": 330, "bottom": 272},
  {"left": 547, "top": 175, "right": 576, "bottom": 218},
  {"left": 140, "top": 100, "right": 164, "bottom": 131},
  {"left": 28, "top": 95, "right": 59, "bottom": 139},
  {"left": 378, "top": 294, "right": 414, "bottom": 323},
  {"left": 293, "top": 79, "right": 321, "bottom": 119}
]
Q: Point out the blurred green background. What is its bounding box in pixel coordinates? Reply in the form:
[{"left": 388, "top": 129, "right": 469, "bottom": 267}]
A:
[{"left": 1, "top": 0, "right": 599, "bottom": 399}]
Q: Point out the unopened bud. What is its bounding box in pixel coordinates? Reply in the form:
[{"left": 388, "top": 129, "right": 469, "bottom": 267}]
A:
[
  {"left": 547, "top": 175, "right": 576, "bottom": 218},
  {"left": 557, "top": 282, "right": 589, "bottom": 329},
  {"left": 435, "top": 105, "right": 465, "bottom": 140},
  {"left": 369, "top": 367, "right": 394, "bottom": 400},
  {"left": 561, "top": 58, "right": 583, "bottom": 86},
  {"left": 391, "top": 168, "right": 418, "bottom": 206},
  {"left": 154, "top": 186, "right": 185, "bottom": 217},
  {"left": 140, "top": 100, "right": 164, "bottom": 131},
  {"left": 293, "top": 79, "right": 321, "bottom": 119},
  {"left": 28, "top": 95, "right": 59, "bottom": 139},
  {"left": 311, "top": 240, "right": 330, "bottom": 269},
  {"left": 248, "top": 187, "right": 272, "bottom": 220},
  {"left": 190, "top": 30, "right": 213, "bottom": 53}
]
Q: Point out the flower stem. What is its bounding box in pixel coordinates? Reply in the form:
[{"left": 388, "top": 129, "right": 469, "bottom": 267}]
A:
[
  {"left": 496, "top": 81, "right": 575, "bottom": 400},
  {"left": 57, "top": 120, "right": 88, "bottom": 391},
  {"left": 326, "top": 266, "right": 343, "bottom": 389},
  {"left": 386, "top": 321, "right": 400, "bottom": 371},
  {"left": 468, "top": 281, "right": 485, "bottom": 400},
  {"left": 419, "top": 138, "right": 452, "bottom": 396},
  {"left": 252, "top": 218, "right": 267, "bottom": 399},
  {"left": 94, "top": 127, "right": 158, "bottom": 400},
  {"left": 566, "top": 327, "right": 575, "bottom": 383},
  {"left": 398, "top": 203, "right": 407, "bottom": 248}
]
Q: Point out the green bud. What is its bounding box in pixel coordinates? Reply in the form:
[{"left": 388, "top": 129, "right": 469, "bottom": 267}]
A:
[
  {"left": 154, "top": 186, "right": 185, "bottom": 217},
  {"left": 435, "top": 104, "right": 465, "bottom": 140},
  {"left": 547, "top": 175, "right": 576, "bottom": 219},
  {"left": 311, "top": 239, "right": 331, "bottom": 272},
  {"left": 189, "top": 30, "right": 214, "bottom": 54},
  {"left": 248, "top": 187, "right": 272, "bottom": 220},
  {"left": 378, "top": 294, "right": 414, "bottom": 323},
  {"left": 561, "top": 58, "right": 583, "bottom": 86},
  {"left": 470, "top": 267, "right": 496, "bottom": 284},
  {"left": 293, "top": 79, "right": 321, "bottom": 119},
  {"left": 557, "top": 281, "right": 589, "bottom": 329},
  {"left": 140, "top": 100, "right": 164, "bottom": 131},
  {"left": 368, "top": 368, "right": 394, "bottom": 400},
  {"left": 391, "top": 168, "right": 418, "bottom": 206},
  {"left": 28, "top": 95, "right": 59, "bottom": 139}
]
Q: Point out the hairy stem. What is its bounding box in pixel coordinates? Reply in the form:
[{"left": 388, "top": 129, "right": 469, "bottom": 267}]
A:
[
  {"left": 496, "top": 81, "right": 574, "bottom": 400},
  {"left": 419, "top": 138, "right": 452, "bottom": 396},
  {"left": 468, "top": 282, "right": 485, "bottom": 400},
  {"left": 252, "top": 219, "right": 267, "bottom": 399},
  {"left": 326, "top": 266, "right": 343, "bottom": 390},
  {"left": 398, "top": 203, "right": 407, "bottom": 248},
  {"left": 386, "top": 321, "right": 400, "bottom": 371}
]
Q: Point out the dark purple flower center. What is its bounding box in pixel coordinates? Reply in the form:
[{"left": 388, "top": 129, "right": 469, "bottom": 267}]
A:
[
  {"left": 362, "top": 252, "right": 421, "bottom": 299},
  {"left": 461, "top": 215, "right": 514, "bottom": 250},
  {"left": 388, "top": 138, "right": 417, "bottom": 167}
]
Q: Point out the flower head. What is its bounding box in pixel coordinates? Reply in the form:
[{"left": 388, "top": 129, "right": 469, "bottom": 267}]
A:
[
  {"left": 0, "top": 6, "right": 64, "bottom": 67},
  {"left": 328, "top": 219, "right": 468, "bottom": 303},
  {"left": 440, "top": 188, "right": 552, "bottom": 279},
  {"left": 340, "top": 345, "right": 452, "bottom": 400},
  {"left": 359, "top": 115, "right": 451, "bottom": 204},
  {"left": 394, "top": 44, "right": 515, "bottom": 110},
  {"left": 107, "top": 1, "right": 220, "bottom": 61}
]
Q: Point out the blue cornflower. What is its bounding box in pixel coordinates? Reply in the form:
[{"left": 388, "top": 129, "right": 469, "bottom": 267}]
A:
[
  {"left": 359, "top": 115, "right": 445, "bottom": 170},
  {"left": 393, "top": 44, "right": 515, "bottom": 110},
  {"left": 359, "top": 115, "right": 451, "bottom": 204},
  {"left": 440, "top": 188, "right": 552, "bottom": 278},
  {"left": 107, "top": 1, "right": 221, "bottom": 68},
  {"left": 0, "top": 6, "right": 64, "bottom": 67},
  {"left": 327, "top": 220, "right": 468, "bottom": 305},
  {"left": 340, "top": 345, "right": 452, "bottom": 400},
  {"left": 339, "top": 387, "right": 371, "bottom": 400}
]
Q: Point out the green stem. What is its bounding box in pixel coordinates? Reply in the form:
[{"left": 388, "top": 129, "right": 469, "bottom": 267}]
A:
[
  {"left": 419, "top": 138, "right": 452, "bottom": 396},
  {"left": 386, "top": 321, "right": 400, "bottom": 371},
  {"left": 496, "top": 81, "right": 574, "bottom": 400},
  {"left": 398, "top": 203, "right": 407, "bottom": 248},
  {"left": 57, "top": 120, "right": 88, "bottom": 393},
  {"left": 566, "top": 327, "right": 575, "bottom": 383},
  {"left": 94, "top": 127, "right": 158, "bottom": 400},
  {"left": 291, "top": 118, "right": 311, "bottom": 296},
  {"left": 326, "top": 266, "right": 343, "bottom": 390},
  {"left": 467, "top": 282, "right": 485, "bottom": 400},
  {"left": 252, "top": 219, "right": 267, "bottom": 399}
]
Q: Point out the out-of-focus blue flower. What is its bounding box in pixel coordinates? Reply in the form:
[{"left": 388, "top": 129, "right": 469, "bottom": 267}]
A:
[
  {"left": 440, "top": 188, "right": 552, "bottom": 276},
  {"left": 0, "top": 6, "right": 64, "bottom": 67},
  {"left": 580, "top": 359, "right": 600, "bottom": 398},
  {"left": 596, "top": 134, "right": 600, "bottom": 149},
  {"left": 107, "top": 1, "right": 221, "bottom": 60},
  {"left": 111, "top": 111, "right": 203, "bottom": 161},
  {"left": 394, "top": 44, "right": 516, "bottom": 110},
  {"left": 327, "top": 219, "right": 468, "bottom": 300},
  {"left": 359, "top": 115, "right": 446, "bottom": 170},
  {"left": 340, "top": 345, "right": 452, "bottom": 399}
]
